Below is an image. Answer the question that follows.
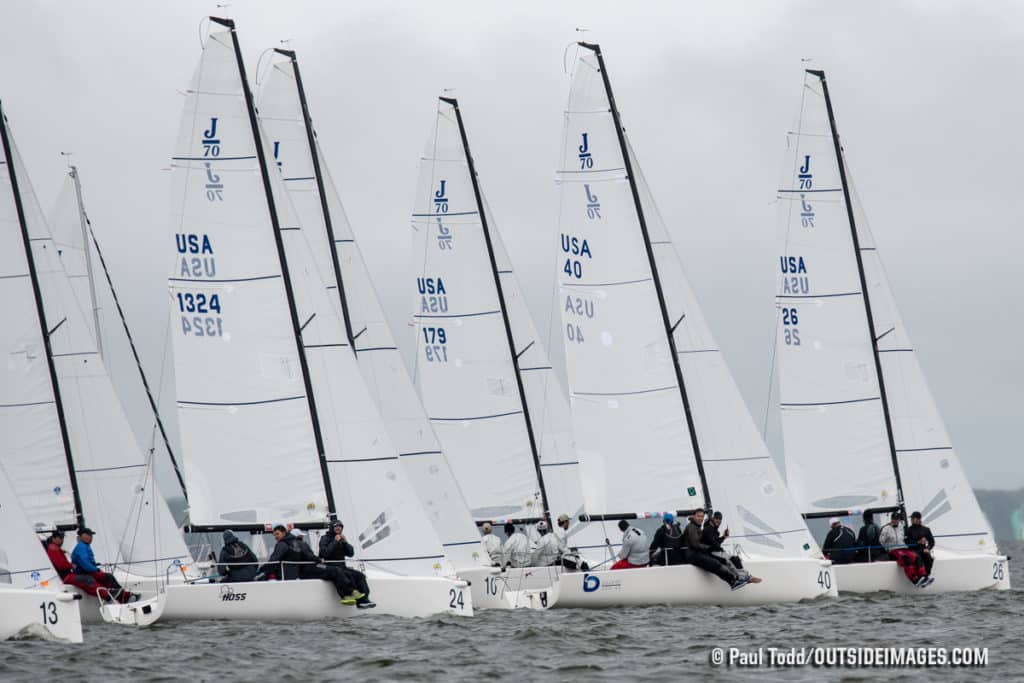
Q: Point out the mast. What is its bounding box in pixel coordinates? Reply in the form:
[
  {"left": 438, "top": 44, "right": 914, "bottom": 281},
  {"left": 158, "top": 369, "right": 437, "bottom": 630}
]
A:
[
  {"left": 68, "top": 166, "right": 103, "bottom": 359},
  {"left": 0, "top": 102, "right": 85, "bottom": 528},
  {"left": 440, "top": 96, "right": 552, "bottom": 526},
  {"left": 807, "top": 69, "right": 906, "bottom": 516},
  {"left": 577, "top": 42, "right": 712, "bottom": 509},
  {"left": 214, "top": 16, "right": 337, "bottom": 517},
  {"left": 275, "top": 48, "right": 358, "bottom": 349},
  {"left": 82, "top": 209, "right": 188, "bottom": 501}
]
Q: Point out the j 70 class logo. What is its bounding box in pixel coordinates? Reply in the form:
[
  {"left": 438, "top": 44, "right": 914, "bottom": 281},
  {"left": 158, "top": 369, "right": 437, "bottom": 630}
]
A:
[{"left": 219, "top": 585, "right": 247, "bottom": 602}]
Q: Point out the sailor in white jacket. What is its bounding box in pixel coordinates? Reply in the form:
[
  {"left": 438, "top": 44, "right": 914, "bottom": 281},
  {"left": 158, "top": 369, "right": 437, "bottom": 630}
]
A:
[
  {"left": 501, "top": 522, "right": 531, "bottom": 568},
  {"left": 530, "top": 520, "right": 561, "bottom": 567},
  {"left": 481, "top": 522, "right": 502, "bottom": 566},
  {"left": 612, "top": 519, "right": 649, "bottom": 569}
]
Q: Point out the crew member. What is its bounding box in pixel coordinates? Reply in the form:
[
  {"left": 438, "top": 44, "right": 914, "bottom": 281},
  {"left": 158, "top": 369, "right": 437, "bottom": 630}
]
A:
[
  {"left": 501, "top": 522, "right": 530, "bottom": 569},
  {"left": 44, "top": 530, "right": 103, "bottom": 598},
  {"left": 855, "top": 511, "right": 881, "bottom": 562},
  {"left": 905, "top": 511, "right": 936, "bottom": 585},
  {"left": 879, "top": 512, "right": 930, "bottom": 587},
  {"left": 822, "top": 518, "right": 857, "bottom": 564},
  {"left": 611, "top": 520, "right": 648, "bottom": 570},
  {"left": 554, "top": 513, "right": 589, "bottom": 571},
  {"left": 217, "top": 530, "right": 259, "bottom": 582},
  {"left": 683, "top": 510, "right": 749, "bottom": 590},
  {"left": 319, "top": 520, "right": 374, "bottom": 608},
  {"left": 480, "top": 523, "right": 502, "bottom": 566},
  {"left": 649, "top": 512, "right": 685, "bottom": 566},
  {"left": 702, "top": 511, "right": 762, "bottom": 585},
  {"left": 530, "top": 520, "right": 561, "bottom": 567},
  {"left": 70, "top": 527, "right": 137, "bottom": 603}
]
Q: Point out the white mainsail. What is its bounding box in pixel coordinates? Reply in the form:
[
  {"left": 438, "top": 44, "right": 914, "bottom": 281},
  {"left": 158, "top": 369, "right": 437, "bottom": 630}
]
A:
[
  {"left": 257, "top": 53, "right": 484, "bottom": 570},
  {"left": 2, "top": 108, "right": 189, "bottom": 577},
  {"left": 775, "top": 71, "right": 996, "bottom": 553},
  {"left": 557, "top": 46, "right": 817, "bottom": 558}
]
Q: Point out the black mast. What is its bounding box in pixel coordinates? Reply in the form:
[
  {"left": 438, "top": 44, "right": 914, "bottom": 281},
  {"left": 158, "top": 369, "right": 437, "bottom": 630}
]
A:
[
  {"left": 275, "top": 49, "right": 358, "bottom": 349},
  {"left": 78, "top": 194, "right": 188, "bottom": 501},
  {"left": 807, "top": 69, "right": 906, "bottom": 517},
  {"left": 0, "top": 103, "right": 84, "bottom": 528},
  {"left": 214, "top": 17, "right": 337, "bottom": 518},
  {"left": 440, "top": 96, "right": 552, "bottom": 526},
  {"left": 577, "top": 42, "right": 712, "bottom": 510}
]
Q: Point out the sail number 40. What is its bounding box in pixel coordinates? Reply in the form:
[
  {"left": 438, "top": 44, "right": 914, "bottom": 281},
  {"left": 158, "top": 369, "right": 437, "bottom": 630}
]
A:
[{"left": 817, "top": 570, "right": 832, "bottom": 590}]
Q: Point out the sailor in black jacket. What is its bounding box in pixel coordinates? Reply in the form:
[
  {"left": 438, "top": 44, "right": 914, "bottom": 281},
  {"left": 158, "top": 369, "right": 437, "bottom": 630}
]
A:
[{"left": 904, "top": 511, "right": 936, "bottom": 577}]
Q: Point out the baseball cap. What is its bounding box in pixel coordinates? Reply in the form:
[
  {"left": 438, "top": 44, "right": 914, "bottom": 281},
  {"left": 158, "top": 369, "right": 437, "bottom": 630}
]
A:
[
  {"left": 289, "top": 528, "right": 305, "bottom": 538},
  {"left": 78, "top": 527, "right": 96, "bottom": 536},
  {"left": 828, "top": 517, "right": 840, "bottom": 526},
  {"left": 557, "top": 513, "right": 570, "bottom": 524},
  {"left": 482, "top": 522, "right": 493, "bottom": 532}
]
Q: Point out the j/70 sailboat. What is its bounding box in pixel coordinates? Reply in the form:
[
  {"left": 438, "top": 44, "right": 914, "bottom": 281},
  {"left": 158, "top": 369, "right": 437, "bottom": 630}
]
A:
[
  {"left": 256, "top": 52, "right": 520, "bottom": 609},
  {"left": 104, "top": 17, "right": 471, "bottom": 625},
  {"left": 0, "top": 101, "right": 193, "bottom": 625},
  {"left": 410, "top": 97, "right": 610, "bottom": 601},
  {"left": 774, "top": 69, "right": 1009, "bottom": 594},
  {"left": 535, "top": 43, "right": 833, "bottom": 609}
]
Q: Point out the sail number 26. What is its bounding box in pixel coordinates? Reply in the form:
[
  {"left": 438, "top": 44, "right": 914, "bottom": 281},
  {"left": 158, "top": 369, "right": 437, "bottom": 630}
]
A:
[{"left": 781, "top": 307, "right": 800, "bottom": 346}]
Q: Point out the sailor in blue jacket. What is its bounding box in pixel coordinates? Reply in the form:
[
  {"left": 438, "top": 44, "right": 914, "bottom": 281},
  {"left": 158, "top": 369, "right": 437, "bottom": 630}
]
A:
[{"left": 71, "top": 527, "right": 137, "bottom": 603}]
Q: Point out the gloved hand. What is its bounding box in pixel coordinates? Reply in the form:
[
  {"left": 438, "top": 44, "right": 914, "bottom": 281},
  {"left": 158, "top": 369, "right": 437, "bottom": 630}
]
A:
[{"left": 253, "top": 572, "right": 266, "bottom": 581}]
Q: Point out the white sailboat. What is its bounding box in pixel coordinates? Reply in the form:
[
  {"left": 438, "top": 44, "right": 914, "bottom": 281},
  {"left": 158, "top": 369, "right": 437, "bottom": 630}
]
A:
[
  {"left": 410, "top": 97, "right": 611, "bottom": 600},
  {"left": 0, "top": 101, "right": 193, "bottom": 625},
  {"left": 105, "top": 17, "right": 471, "bottom": 625},
  {"left": 773, "top": 69, "right": 1010, "bottom": 593},
  {"left": 537, "top": 43, "right": 833, "bottom": 609},
  {"left": 256, "top": 53, "right": 516, "bottom": 608},
  {"left": 0, "top": 467, "right": 83, "bottom": 643}
]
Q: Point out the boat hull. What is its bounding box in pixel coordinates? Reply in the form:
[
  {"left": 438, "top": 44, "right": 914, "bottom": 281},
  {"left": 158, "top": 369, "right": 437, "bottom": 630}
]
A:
[
  {"left": 0, "top": 588, "right": 83, "bottom": 643},
  {"left": 458, "top": 565, "right": 565, "bottom": 609},
  {"left": 523, "top": 557, "right": 836, "bottom": 609},
  {"left": 834, "top": 553, "right": 1010, "bottom": 594},
  {"left": 100, "top": 574, "right": 473, "bottom": 625}
]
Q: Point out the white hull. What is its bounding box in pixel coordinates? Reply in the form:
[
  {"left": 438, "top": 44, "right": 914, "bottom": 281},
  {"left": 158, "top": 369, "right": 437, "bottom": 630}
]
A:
[
  {"left": 0, "top": 588, "right": 83, "bottom": 643},
  {"left": 73, "top": 566, "right": 197, "bottom": 624},
  {"left": 522, "top": 557, "right": 837, "bottom": 609},
  {"left": 457, "top": 565, "right": 566, "bottom": 609},
  {"left": 834, "top": 553, "right": 1010, "bottom": 594},
  {"left": 100, "top": 574, "right": 472, "bottom": 625}
]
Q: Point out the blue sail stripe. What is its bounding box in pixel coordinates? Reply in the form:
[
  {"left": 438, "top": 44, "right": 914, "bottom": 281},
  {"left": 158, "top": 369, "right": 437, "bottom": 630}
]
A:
[
  {"left": 574, "top": 385, "right": 674, "bottom": 397},
  {"left": 178, "top": 395, "right": 304, "bottom": 407},
  {"left": 76, "top": 463, "right": 147, "bottom": 474},
  {"left": 777, "top": 188, "right": 842, "bottom": 194},
  {"left": 781, "top": 396, "right": 880, "bottom": 408},
  {"left": 169, "top": 274, "right": 281, "bottom": 284},
  {"left": 563, "top": 277, "right": 652, "bottom": 288},
  {"left": 399, "top": 450, "right": 443, "bottom": 457},
  {"left": 896, "top": 446, "right": 953, "bottom": 453},
  {"left": 414, "top": 310, "right": 499, "bottom": 320},
  {"left": 0, "top": 400, "right": 56, "bottom": 409},
  {"left": 541, "top": 461, "right": 579, "bottom": 467},
  {"left": 431, "top": 410, "right": 523, "bottom": 422},
  {"left": 171, "top": 155, "right": 257, "bottom": 161},
  {"left": 777, "top": 291, "right": 861, "bottom": 300},
  {"left": 411, "top": 211, "right": 478, "bottom": 217}
]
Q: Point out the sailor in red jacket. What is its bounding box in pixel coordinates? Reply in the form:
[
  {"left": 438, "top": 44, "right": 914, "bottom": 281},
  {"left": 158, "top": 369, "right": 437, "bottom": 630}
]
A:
[{"left": 44, "top": 530, "right": 102, "bottom": 597}]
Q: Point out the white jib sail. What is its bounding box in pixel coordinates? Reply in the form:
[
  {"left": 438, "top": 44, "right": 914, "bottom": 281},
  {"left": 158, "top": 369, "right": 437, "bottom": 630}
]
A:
[
  {"left": 257, "top": 55, "right": 484, "bottom": 570},
  {"left": 558, "top": 47, "right": 818, "bottom": 558},
  {"left": 0, "top": 467, "right": 63, "bottom": 589},
  {"left": 777, "top": 72, "right": 996, "bottom": 553},
  {"left": 410, "top": 100, "right": 546, "bottom": 522},
  {"left": 169, "top": 26, "right": 329, "bottom": 528},
  {"left": 4, "top": 116, "right": 189, "bottom": 577},
  {"left": 49, "top": 168, "right": 101, "bottom": 352}
]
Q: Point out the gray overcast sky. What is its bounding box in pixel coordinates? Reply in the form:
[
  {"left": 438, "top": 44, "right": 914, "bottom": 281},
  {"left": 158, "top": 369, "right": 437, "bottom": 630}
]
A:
[{"left": 3, "top": 1, "right": 1021, "bottom": 494}]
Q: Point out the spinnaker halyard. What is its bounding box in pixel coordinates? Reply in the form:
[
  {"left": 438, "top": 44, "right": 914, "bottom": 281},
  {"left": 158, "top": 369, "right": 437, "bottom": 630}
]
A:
[
  {"left": 540, "top": 43, "right": 831, "bottom": 608},
  {"left": 773, "top": 70, "right": 1009, "bottom": 593}
]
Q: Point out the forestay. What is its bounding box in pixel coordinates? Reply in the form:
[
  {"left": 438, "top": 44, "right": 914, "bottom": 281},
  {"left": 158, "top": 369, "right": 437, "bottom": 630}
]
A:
[
  {"left": 3, "top": 114, "right": 189, "bottom": 577},
  {"left": 410, "top": 99, "right": 545, "bottom": 522},
  {"left": 558, "top": 46, "right": 818, "bottom": 558},
  {"left": 775, "top": 72, "right": 995, "bottom": 552},
  {"left": 257, "top": 55, "right": 484, "bottom": 570},
  {"left": 169, "top": 26, "right": 329, "bottom": 527}
]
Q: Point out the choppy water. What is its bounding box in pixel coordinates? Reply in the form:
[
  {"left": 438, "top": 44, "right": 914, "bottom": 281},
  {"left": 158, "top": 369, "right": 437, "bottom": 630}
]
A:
[{"left": 2, "top": 541, "right": 1020, "bottom": 682}]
